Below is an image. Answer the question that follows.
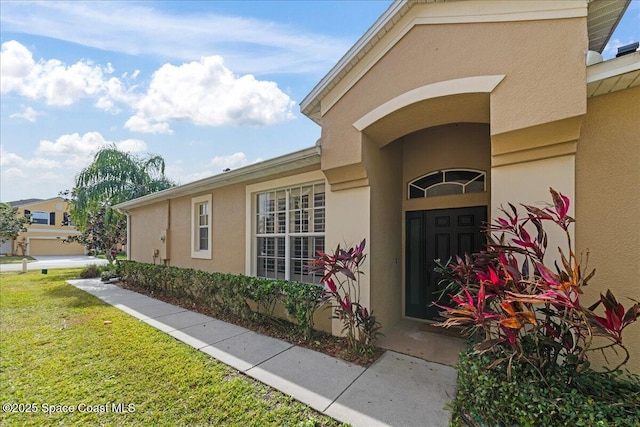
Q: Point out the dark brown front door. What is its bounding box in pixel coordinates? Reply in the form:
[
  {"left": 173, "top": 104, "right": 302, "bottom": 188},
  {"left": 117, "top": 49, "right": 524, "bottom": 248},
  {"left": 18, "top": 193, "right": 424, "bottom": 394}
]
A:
[{"left": 405, "top": 206, "right": 487, "bottom": 320}]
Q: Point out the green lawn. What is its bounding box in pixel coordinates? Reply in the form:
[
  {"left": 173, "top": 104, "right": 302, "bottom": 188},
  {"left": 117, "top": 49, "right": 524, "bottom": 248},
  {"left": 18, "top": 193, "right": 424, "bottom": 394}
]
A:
[
  {"left": 95, "top": 254, "right": 127, "bottom": 261},
  {"left": 0, "top": 256, "right": 36, "bottom": 265},
  {"left": 0, "top": 269, "right": 344, "bottom": 426}
]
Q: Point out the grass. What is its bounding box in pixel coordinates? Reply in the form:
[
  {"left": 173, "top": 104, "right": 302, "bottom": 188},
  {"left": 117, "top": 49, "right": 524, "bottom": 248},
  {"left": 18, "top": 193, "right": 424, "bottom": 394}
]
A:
[
  {"left": 0, "top": 269, "right": 345, "bottom": 426},
  {"left": 95, "top": 254, "right": 127, "bottom": 261},
  {"left": 0, "top": 256, "right": 36, "bottom": 264}
]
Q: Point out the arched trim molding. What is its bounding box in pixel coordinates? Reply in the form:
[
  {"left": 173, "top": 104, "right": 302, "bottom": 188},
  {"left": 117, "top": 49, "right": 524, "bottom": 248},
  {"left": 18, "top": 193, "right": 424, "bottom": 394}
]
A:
[
  {"left": 353, "top": 75, "right": 505, "bottom": 132},
  {"left": 408, "top": 169, "right": 486, "bottom": 200}
]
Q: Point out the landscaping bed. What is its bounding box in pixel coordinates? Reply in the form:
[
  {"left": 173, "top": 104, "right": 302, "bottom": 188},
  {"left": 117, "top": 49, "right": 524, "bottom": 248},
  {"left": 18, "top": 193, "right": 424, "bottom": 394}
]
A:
[
  {"left": 116, "top": 279, "right": 384, "bottom": 367},
  {"left": 451, "top": 349, "right": 640, "bottom": 426}
]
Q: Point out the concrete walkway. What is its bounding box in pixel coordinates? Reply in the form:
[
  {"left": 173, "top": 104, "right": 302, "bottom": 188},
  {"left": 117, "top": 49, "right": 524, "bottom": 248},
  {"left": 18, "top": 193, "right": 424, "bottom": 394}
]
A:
[{"left": 67, "top": 279, "right": 457, "bottom": 427}]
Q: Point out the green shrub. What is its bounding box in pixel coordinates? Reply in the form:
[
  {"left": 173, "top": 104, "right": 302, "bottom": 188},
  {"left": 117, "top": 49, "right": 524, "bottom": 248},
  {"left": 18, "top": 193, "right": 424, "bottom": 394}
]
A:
[
  {"left": 451, "top": 349, "right": 640, "bottom": 427},
  {"left": 116, "top": 260, "right": 324, "bottom": 338},
  {"left": 100, "top": 269, "right": 118, "bottom": 281},
  {"left": 79, "top": 264, "right": 101, "bottom": 278},
  {"left": 80, "top": 263, "right": 115, "bottom": 279}
]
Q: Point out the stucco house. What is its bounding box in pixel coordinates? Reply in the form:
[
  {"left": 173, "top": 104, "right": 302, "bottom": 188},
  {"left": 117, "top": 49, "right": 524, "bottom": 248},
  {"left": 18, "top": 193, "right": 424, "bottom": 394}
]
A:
[
  {"left": 114, "top": 1, "right": 640, "bottom": 372},
  {"left": 4, "top": 197, "right": 85, "bottom": 256}
]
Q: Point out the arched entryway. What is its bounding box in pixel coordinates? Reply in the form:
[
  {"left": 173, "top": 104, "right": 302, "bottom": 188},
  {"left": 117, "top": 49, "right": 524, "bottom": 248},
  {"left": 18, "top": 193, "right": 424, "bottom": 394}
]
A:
[{"left": 401, "top": 123, "right": 491, "bottom": 321}]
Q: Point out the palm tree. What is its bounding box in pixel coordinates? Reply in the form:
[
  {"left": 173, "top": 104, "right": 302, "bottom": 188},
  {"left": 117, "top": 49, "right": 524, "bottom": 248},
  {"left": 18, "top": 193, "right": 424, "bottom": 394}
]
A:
[{"left": 66, "top": 145, "right": 175, "bottom": 262}]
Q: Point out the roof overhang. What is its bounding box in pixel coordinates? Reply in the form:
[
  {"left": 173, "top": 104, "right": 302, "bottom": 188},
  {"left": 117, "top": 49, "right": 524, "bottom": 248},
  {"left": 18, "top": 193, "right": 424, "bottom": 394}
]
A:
[
  {"left": 587, "top": 0, "right": 630, "bottom": 52},
  {"left": 113, "top": 146, "right": 321, "bottom": 212},
  {"left": 301, "top": 0, "right": 630, "bottom": 123},
  {"left": 8, "top": 196, "right": 65, "bottom": 208},
  {"left": 587, "top": 50, "right": 640, "bottom": 97}
]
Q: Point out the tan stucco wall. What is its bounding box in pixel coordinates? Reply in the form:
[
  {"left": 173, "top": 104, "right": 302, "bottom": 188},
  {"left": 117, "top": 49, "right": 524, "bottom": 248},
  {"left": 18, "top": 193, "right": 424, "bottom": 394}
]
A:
[
  {"left": 403, "top": 123, "right": 491, "bottom": 210},
  {"left": 129, "top": 201, "right": 169, "bottom": 265},
  {"left": 320, "top": 15, "right": 586, "bottom": 184},
  {"left": 129, "top": 184, "right": 246, "bottom": 274},
  {"left": 363, "top": 136, "right": 403, "bottom": 331},
  {"left": 576, "top": 86, "right": 640, "bottom": 373},
  {"left": 325, "top": 185, "right": 371, "bottom": 335},
  {"left": 491, "top": 155, "right": 576, "bottom": 270}
]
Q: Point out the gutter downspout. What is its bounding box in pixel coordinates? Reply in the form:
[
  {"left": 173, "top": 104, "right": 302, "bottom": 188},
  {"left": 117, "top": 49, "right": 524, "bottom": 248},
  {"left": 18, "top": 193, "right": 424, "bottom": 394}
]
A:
[{"left": 125, "top": 211, "right": 131, "bottom": 260}]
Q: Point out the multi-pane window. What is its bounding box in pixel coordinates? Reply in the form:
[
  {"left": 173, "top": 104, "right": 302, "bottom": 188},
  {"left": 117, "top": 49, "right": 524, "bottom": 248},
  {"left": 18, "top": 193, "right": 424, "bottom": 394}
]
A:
[
  {"left": 408, "top": 169, "right": 485, "bottom": 199},
  {"left": 256, "top": 183, "right": 325, "bottom": 284},
  {"left": 198, "top": 202, "right": 209, "bottom": 251},
  {"left": 191, "top": 194, "right": 212, "bottom": 259}
]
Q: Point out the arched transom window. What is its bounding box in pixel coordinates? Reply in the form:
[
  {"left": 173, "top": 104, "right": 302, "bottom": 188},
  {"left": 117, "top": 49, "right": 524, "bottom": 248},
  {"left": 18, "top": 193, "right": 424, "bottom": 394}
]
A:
[{"left": 408, "top": 169, "right": 485, "bottom": 199}]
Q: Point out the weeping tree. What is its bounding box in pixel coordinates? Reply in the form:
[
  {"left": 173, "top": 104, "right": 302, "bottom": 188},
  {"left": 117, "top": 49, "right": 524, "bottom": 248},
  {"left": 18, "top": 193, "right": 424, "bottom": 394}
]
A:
[{"left": 63, "top": 145, "right": 175, "bottom": 263}]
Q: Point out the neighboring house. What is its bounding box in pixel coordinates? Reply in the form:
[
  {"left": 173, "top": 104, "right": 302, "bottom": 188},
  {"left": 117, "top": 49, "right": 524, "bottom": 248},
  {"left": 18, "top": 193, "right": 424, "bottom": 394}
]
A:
[
  {"left": 7, "top": 197, "right": 85, "bottom": 256},
  {"left": 115, "top": 1, "right": 640, "bottom": 372}
]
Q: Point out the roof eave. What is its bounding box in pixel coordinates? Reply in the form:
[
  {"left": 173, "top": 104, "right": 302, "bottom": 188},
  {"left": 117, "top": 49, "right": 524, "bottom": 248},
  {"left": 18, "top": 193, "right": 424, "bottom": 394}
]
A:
[
  {"left": 302, "top": 0, "right": 630, "bottom": 121},
  {"left": 300, "top": 0, "right": 411, "bottom": 123},
  {"left": 587, "top": 50, "right": 640, "bottom": 97},
  {"left": 113, "top": 146, "right": 321, "bottom": 212},
  {"left": 587, "top": 0, "right": 631, "bottom": 53}
]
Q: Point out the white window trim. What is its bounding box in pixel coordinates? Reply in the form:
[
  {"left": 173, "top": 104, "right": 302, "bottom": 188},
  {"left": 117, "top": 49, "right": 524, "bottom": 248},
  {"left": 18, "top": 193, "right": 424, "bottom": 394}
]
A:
[
  {"left": 408, "top": 168, "right": 486, "bottom": 200},
  {"left": 191, "top": 194, "right": 212, "bottom": 259},
  {"left": 254, "top": 185, "right": 325, "bottom": 282},
  {"left": 245, "top": 170, "right": 326, "bottom": 276}
]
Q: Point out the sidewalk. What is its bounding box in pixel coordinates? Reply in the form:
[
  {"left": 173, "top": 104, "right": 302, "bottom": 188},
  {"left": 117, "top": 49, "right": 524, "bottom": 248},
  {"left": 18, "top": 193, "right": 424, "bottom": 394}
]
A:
[
  {"left": 1, "top": 255, "right": 108, "bottom": 272},
  {"left": 67, "top": 279, "right": 457, "bottom": 427}
]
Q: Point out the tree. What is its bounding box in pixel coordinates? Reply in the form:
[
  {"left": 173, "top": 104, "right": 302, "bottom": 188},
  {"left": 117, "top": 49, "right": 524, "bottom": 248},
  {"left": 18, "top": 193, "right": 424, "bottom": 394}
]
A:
[
  {"left": 64, "top": 146, "right": 175, "bottom": 263},
  {"left": 0, "top": 203, "right": 29, "bottom": 249},
  {"left": 64, "top": 202, "right": 126, "bottom": 263}
]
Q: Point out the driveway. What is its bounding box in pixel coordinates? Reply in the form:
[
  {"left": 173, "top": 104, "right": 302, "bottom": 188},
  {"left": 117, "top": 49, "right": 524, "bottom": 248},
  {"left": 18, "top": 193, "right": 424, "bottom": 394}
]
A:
[{"left": 0, "top": 255, "right": 109, "bottom": 272}]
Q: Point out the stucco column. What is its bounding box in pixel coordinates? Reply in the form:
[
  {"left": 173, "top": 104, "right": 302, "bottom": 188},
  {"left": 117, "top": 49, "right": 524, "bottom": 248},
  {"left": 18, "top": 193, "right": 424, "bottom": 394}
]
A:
[{"left": 324, "top": 185, "right": 371, "bottom": 336}]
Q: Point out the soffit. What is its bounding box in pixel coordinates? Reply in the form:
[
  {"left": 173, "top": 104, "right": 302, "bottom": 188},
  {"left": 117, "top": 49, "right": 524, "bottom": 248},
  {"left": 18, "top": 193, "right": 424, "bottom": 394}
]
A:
[
  {"left": 587, "top": 0, "right": 630, "bottom": 52},
  {"left": 587, "top": 51, "right": 640, "bottom": 97},
  {"left": 301, "top": 0, "right": 627, "bottom": 122}
]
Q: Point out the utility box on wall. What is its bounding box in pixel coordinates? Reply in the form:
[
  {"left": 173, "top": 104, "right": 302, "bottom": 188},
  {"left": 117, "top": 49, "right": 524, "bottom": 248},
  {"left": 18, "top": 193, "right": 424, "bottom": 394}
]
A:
[{"left": 159, "top": 229, "right": 168, "bottom": 260}]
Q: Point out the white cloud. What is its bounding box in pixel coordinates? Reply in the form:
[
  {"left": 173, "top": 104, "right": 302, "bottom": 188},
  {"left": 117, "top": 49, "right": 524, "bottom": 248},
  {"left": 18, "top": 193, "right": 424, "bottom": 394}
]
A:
[
  {"left": 603, "top": 38, "right": 626, "bottom": 57},
  {"left": 1, "top": 167, "right": 26, "bottom": 179},
  {"left": 166, "top": 152, "right": 263, "bottom": 185},
  {"left": 210, "top": 152, "right": 254, "bottom": 171},
  {"left": 0, "top": 145, "right": 60, "bottom": 169},
  {"left": 0, "top": 146, "right": 64, "bottom": 202},
  {"left": 37, "top": 131, "right": 147, "bottom": 158},
  {"left": 0, "top": 147, "right": 23, "bottom": 167},
  {"left": 115, "top": 138, "right": 148, "bottom": 153},
  {"left": 0, "top": 40, "right": 121, "bottom": 107},
  {"left": 0, "top": 1, "right": 350, "bottom": 75},
  {"left": 2, "top": 41, "right": 295, "bottom": 132},
  {"left": 24, "top": 158, "right": 60, "bottom": 169},
  {"left": 36, "top": 131, "right": 147, "bottom": 169},
  {"left": 9, "top": 106, "right": 41, "bottom": 122},
  {"left": 124, "top": 115, "right": 174, "bottom": 134},
  {"left": 0, "top": 132, "right": 152, "bottom": 202},
  {"left": 128, "top": 56, "right": 295, "bottom": 133}
]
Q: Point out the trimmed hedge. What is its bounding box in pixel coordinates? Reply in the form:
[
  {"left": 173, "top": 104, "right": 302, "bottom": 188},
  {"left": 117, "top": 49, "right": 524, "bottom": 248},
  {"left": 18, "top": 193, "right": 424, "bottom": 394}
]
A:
[
  {"left": 451, "top": 349, "right": 640, "bottom": 427},
  {"left": 116, "top": 260, "right": 324, "bottom": 338}
]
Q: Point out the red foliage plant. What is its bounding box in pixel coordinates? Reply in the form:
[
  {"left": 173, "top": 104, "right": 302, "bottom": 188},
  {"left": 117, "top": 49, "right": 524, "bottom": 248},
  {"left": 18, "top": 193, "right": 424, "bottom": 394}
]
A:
[
  {"left": 436, "top": 188, "right": 639, "bottom": 376},
  {"left": 309, "top": 239, "right": 382, "bottom": 355}
]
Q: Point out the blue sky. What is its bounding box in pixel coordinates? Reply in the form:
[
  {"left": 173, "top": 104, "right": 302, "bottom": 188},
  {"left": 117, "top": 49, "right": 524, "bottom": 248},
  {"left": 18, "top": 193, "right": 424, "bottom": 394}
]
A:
[{"left": 1, "top": 0, "right": 638, "bottom": 203}]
